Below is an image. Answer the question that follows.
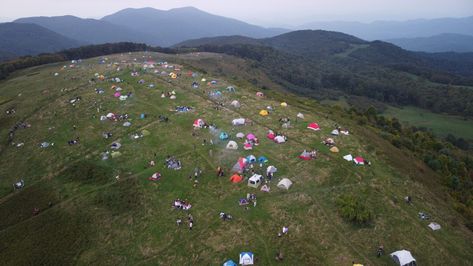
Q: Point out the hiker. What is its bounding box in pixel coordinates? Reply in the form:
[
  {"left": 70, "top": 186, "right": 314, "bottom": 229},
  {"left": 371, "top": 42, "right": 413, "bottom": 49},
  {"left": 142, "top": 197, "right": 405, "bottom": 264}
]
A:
[
  {"left": 282, "top": 226, "right": 289, "bottom": 235},
  {"left": 217, "top": 166, "right": 224, "bottom": 177},
  {"left": 32, "top": 207, "right": 40, "bottom": 216},
  {"left": 405, "top": 196, "right": 412, "bottom": 204},
  {"left": 377, "top": 245, "right": 385, "bottom": 257},
  {"left": 275, "top": 250, "right": 284, "bottom": 261},
  {"left": 189, "top": 221, "right": 193, "bottom": 230},
  {"left": 149, "top": 160, "right": 156, "bottom": 167},
  {"left": 176, "top": 218, "right": 182, "bottom": 226}
]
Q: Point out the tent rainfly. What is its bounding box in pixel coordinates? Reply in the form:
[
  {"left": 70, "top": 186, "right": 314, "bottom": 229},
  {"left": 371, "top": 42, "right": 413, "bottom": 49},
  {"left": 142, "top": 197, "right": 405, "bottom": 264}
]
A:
[
  {"left": 232, "top": 118, "right": 245, "bottom": 126},
  {"left": 226, "top": 141, "right": 238, "bottom": 150},
  {"left": 343, "top": 154, "right": 353, "bottom": 161},
  {"left": 277, "top": 178, "right": 293, "bottom": 190},
  {"left": 354, "top": 157, "right": 365, "bottom": 165},
  {"left": 428, "top": 222, "right": 441, "bottom": 231},
  {"left": 230, "top": 174, "right": 243, "bottom": 183},
  {"left": 331, "top": 129, "right": 340, "bottom": 136},
  {"left": 239, "top": 252, "right": 254, "bottom": 265},
  {"left": 307, "top": 122, "right": 320, "bottom": 131},
  {"left": 390, "top": 250, "right": 416, "bottom": 266},
  {"left": 259, "top": 110, "right": 269, "bottom": 116}
]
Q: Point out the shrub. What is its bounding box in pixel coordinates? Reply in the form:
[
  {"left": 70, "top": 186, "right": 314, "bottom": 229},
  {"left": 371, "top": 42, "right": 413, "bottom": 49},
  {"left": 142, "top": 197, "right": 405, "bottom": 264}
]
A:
[{"left": 336, "top": 195, "right": 373, "bottom": 224}]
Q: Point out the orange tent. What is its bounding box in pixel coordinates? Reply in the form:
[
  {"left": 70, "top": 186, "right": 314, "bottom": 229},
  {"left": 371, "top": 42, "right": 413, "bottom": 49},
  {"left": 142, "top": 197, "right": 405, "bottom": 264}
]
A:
[{"left": 230, "top": 174, "right": 243, "bottom": 183}]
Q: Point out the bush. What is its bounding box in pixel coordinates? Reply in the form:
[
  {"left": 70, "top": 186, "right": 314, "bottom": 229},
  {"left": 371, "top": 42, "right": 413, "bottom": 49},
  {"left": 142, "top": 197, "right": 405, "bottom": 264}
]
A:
[{"left": 336, "top": 195, "right": 373, "bottom": 224}]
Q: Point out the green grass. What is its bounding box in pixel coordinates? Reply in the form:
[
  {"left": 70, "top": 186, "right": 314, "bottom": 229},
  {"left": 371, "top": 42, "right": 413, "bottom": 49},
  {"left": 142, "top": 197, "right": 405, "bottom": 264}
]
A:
[
  {"left": 384, "top": 106, "right": 473, "bottom": 140},
  {"left": 0, "top": 52, "right": 472, "bottom": 265}
]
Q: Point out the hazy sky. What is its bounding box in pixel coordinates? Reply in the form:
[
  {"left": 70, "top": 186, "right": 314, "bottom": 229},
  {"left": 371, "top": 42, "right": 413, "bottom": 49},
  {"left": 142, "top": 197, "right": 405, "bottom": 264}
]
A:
[{"left": 1, "top": 0, "right": 472, "bottom": 27}]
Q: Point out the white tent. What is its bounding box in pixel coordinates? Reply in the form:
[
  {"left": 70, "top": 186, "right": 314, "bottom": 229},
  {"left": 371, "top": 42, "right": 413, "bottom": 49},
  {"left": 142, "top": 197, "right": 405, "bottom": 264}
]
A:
[
  {"left": 428, "top": 222, "right": 441, "bottom": 231},
  {"left": 231, "top": 100, "right": 241, "bottom": 108},
  {"left": 226, "top": 141, "right": 238, "bottom": 150},
  {"left": 267, "top": 165, "right": 277, "bottom": 174},
  {"left": 248, "top": 174, "right": 263, "bottom": 188},
  {"left": 277, "top": 178, "right": 293, "bottom": 190},
  {"left": 297, "top": 113, "right": 304, "bottom": 119},
  {"left": 331, "top": 129, "right": 340, "bottom": 136},
  {"left": 236, "top": 132, "right": 245, "bottom": 139},
  {"left": 232, "top": 118, "right": 246, "bottom": 126},
  {"left": 343, "top": 154, "right": 353, "bottom": 161},
  {"left": 274, "top": 136, "right": 286, "bottom": 143},
  {"left": 239, "top": 252, "right": 254, "bottom": 265},
  {"left": 390, "top": 250, "right": 416, "bottom": 266}
]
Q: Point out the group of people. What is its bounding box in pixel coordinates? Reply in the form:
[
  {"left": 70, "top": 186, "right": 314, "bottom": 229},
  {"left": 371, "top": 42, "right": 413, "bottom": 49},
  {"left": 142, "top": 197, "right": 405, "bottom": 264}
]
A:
[
  {"left": 176, "top": 213, "right": 194, "bottom": 230},
  {"left": 165, "top": 156, "right": 182, "bottom": 170},
  {"left": 172, "top": 199, "right": 192, "bottom": 210}
]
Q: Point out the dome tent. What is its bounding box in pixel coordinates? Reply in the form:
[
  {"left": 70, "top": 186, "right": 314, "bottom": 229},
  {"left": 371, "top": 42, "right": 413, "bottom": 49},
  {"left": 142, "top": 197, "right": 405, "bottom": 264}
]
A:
[
  {"left": 236, "top": 132, "right": 245, "bottom": 139},
  {"left": 390, "top": 250, "right": 416, "bottom": 266},
  {"left": 239, "top": 252, "right": 254, "bottom": 265},
  {"left": 220, "top": 132, "right": 229, "bottom": 140},
  {"left": 307, "top": 122, "right": 320, "bottom": 131},
  {"left": 226, "top": 141, "right": 238, "bottom": 150},
  {"left": 277, "top": 178, "right": 293, "bottom": 190},
  {"left": 231, "top": 100, "right": 241, "bottom": 108}
]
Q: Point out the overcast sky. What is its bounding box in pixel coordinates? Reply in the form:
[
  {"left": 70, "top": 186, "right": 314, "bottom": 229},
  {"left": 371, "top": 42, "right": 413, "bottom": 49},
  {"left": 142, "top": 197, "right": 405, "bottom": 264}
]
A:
[{"left": 1, "top": 0, "right": 472, "bottom": 27}]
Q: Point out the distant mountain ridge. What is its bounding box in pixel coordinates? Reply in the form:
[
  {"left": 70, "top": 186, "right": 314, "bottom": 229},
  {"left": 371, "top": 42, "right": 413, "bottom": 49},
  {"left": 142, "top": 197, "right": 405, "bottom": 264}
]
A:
[
  {"left": 101, "top": 7, "right": 287, "bottom": 46},
  {"left": 0, "top": 22, "right": 82, "bottom": 61},
  {"left": 387, "top": 33, "right": 473, "bottom": 53},
  {"left": 300, "top": 16, "right": 473, "bottom": 41}
]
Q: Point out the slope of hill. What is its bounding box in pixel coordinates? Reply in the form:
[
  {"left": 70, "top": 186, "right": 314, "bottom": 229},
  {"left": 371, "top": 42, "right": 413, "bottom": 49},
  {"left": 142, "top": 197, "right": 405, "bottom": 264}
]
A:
[
  {"left": 0, "top": 22, "right": 82, "bottom": 61},
  {"left": 14, "top": 15, "right": 151, "bottom": 45},
  {"left": 300, "top": 16, "right": 473, "bottom": 40},
  {"left": 0, "top": 51, "right": 472, "bottom": 265},
  {"left": 387, "top": 33, "right": 473, "bottom": 53},
  {"left": 101, "top": 7, "right": 288, "bottom": 46}
]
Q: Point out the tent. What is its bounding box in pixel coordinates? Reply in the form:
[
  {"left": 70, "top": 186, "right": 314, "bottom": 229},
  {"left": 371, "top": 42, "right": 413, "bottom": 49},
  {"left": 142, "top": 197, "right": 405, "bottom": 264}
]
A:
[
  {"left": 331, "top": 129, "right": 340, "bottom": 136},
  {"left": 280, "top": 102, "right": 288, "bottom": 107},
  {"left": 297, "top": 113, "right": 305, "bottom": 119},
  {"left": 236, "top": 132, "right": 245, "bottom": 139},
  {"left": 243, "top": 143, "right": 253, "bottom": 150},
  {"left": 231, "top": 100, "right": 241, "bottom": 108},
  {"left": 114, "top": 92, "right": 121, "bottom": 97},
  {"left": 343, "top": 154, "right": 353, "bottom": 161},
  {"left": 330, "top": 146, "right": 340, "bottom": 153},
  {"left": 239, "top": 252, "right": 254, "bottom": 265},
  {"left": 201, "top": 78, "right": 207, "bottom": 82},
  {"left": 170, "top": 95, "right": 176, "bottom": 100},
  {"left": 307, "top": 122, "right": 320, "bottom": 131},
  {"left": 220, "top": 132, "right": 229, "bottom": 140},
  {"left": 246, "top": 133, "right": 256, "bottom": 141},
  {"left": 232, "top": 118, "right": 245, "bottom": 126},
  {"left": 141, "top": 129, "right": 150, "bottom": 136},
  {"left": 227, "top": 86, "right": 236, "bottom": 92},
  {"left": 123, "top": 121, "right": 132, "bottom": 127},
  {"left": 256, "top": 92, "right": 264, "bottom": 97},
  {"left": 111, "top": 151, "right": 121, "bottom": 158},
  {"left": 193, "top": 119, "right": 205, "bottom": 128},
  {"left": 231, "top": 158, "right": 248, "bottom": 173},
  {"left": 274, "top": 136, "right": 286, "bottom": 144},
  {"left": 428, "top": 222, "right": 441, "bottom": 231},
  {"left": 277, "top": 178, "right": 293, "bottom": 190},
  {"left": 223, "top": 260, "right": 237, "bottom": 266},
  {"left": 259, "top": 110, "right": 269, "bottom": 116},
  {"left": 299, "top": 150, "right": 313, "bottom": 160},
  {"left": 267, "top": 165, "right": 277, "bottom": 174},
  {"left": 390, "top": 250, "right": 416, "bottom": 266},
  {"left": 258, "top": 156, "right": 268, "bottom": 164},
  {"left": 230, "top": 174, "right": 243, "bottom": 183},
  {"left": 246, "top": 155, "right": 257, "bottom": 163},
  {"left": 248, "top": 174, "right": 263, "bottom": 188},
  {"left": 354, "top": 157, "right": 365, "bottom": 165},
  {"left": 267, "top": 131, "right": 275, "bottom": 140},
  {"left": 226, "top": 141, "right": 238, "bottom": 150}
]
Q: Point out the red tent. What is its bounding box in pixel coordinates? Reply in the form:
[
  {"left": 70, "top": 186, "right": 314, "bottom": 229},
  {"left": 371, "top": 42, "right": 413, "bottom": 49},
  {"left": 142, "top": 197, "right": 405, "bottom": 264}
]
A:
[
  {"left": 230, "top": 174, "right": 243, "bottom": 183},
  {"left": 354, "top": 157, "right": 365, "bottom": 165},
  {"left": 307, "top": 122, "right": 320, "bottom": 131}
]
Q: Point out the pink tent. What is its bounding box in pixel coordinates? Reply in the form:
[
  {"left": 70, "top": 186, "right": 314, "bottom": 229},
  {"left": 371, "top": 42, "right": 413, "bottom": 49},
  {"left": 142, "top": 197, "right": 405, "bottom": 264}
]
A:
[
  {"left": 244, "top": 143, "right": 253, "bottom": 150},
  {"left": 307, "top": 122, "right": 320, "bottom": 131},
  {"left": 114, "top": 92, "right": 121, "bottom": 97},
  {"left": 193, "top": 119, "right": 205, "bottom": 128},
  {"left": 354, "top": 157, "right": 365, "bottom": 165},
  {"left": 246, "top": 133, "right": 256, "bottom": 140}
]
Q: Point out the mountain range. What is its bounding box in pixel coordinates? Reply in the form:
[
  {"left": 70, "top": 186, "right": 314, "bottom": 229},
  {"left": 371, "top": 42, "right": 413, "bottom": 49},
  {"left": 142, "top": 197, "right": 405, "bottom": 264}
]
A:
[{"left": 1, "top": 7, "right": 472, "bottom": 60}]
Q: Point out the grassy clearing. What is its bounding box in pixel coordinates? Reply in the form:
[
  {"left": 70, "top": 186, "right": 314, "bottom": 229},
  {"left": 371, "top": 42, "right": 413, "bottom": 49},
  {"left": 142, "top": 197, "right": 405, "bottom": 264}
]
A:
[
  {"left": 384, "top": 106, "right": 473, "bottom": 140},
  {"left": 0, "top": 52, "right": 471, "bottom": 265}
]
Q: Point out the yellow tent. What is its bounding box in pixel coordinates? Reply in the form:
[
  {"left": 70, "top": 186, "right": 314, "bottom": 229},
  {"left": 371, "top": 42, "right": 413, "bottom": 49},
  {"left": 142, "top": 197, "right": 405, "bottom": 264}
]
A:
[
  {"left": 170, "top": 73, "right": 177, "bottom": 79},
  {"left": 280, "top": 102, "right": 288, "bottom": 107},
  {"left": 330, "top": 146, "right": 339, "bottom": 153},
  {"left": 259, "top": 110, "right": 269, "bottom": 116}
]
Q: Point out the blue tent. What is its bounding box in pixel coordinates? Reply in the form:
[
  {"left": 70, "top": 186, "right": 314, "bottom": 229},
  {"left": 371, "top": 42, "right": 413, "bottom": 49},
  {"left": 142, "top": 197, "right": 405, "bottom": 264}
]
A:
[
  {"left": 223, "top": 260, "right": 237, "bottom": 266},
  {"left": 246, "top": 155, "right": 257, "bottom": 163},
  {"left": 219, "top": 132, "right": 229, "bottom": 140},
  {"left": 258, "top": 156, "right": 268, "bottom": 164}
]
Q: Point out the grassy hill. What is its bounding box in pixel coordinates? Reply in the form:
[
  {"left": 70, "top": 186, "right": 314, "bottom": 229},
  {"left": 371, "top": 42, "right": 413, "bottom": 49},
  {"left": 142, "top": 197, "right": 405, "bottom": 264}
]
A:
[{"left": 0, "top": 52, "right": 472, "bottom": 265}]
